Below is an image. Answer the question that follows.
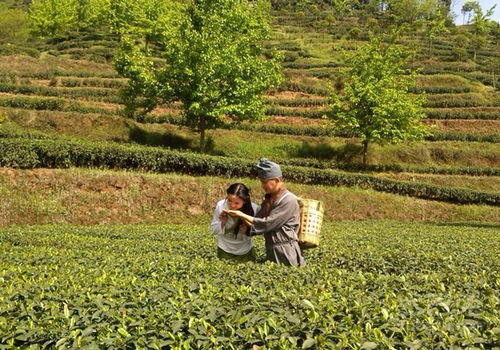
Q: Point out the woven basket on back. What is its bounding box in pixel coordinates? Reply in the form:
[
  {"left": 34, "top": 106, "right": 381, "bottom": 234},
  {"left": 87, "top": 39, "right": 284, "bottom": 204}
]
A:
[{"left": 298, "top": 198, "right": 324, "bottom": 248}]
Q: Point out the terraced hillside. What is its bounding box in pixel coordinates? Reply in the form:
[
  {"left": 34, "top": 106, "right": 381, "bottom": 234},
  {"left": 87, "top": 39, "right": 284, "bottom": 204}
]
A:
[
  {"left": 0, "top": 3, "right": 499, "bottom": 348},
  {"left": 0, "top": 4, "right": 498, "bottom": 223}
]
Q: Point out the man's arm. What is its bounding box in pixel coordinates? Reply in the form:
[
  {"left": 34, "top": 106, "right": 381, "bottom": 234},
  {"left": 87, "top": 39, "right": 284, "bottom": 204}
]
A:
[
  {"left": 226, "top": 195, "right": 298, "bottom": 234},
  {"left": 223, "top": 210, "right": 253, "bottom": 226}
]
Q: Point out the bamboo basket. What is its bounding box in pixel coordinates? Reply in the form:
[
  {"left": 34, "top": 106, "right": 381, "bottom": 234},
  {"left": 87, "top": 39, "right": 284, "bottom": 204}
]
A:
[{"left": 298, "top": 198, "right": 324, "bottom": 248}]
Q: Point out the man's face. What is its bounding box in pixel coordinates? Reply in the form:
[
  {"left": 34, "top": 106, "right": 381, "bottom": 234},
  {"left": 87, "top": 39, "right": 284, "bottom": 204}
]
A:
[{"left": 260, "top": 178, "right": 280, "bottom": 194}]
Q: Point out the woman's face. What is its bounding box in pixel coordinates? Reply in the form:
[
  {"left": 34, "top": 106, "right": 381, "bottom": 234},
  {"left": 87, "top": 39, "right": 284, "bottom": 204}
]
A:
[{"left": 227, "top": 194, "right": 245, "bottom": 210}]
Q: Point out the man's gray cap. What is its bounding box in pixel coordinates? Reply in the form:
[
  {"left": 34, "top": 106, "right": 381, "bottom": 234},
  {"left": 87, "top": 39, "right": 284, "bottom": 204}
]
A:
[{"left": 256, "top": 158, "right": 282, "bottom": 179}]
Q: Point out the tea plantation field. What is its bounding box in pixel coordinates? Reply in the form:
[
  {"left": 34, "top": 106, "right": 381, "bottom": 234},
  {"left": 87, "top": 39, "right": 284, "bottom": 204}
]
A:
[{"left": 1, "top": 221, "right": 498, "bottom": 349}]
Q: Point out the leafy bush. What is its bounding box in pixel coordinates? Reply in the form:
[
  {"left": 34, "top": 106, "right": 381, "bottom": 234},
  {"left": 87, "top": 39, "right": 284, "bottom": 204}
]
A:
[
  {"left": 0, "top": 137, "right": 498, "bottom": 205},
  {"left": 265, "top": 107, "right": 327, "bottom": 118},
  {"left": 0, "top": 222, "right": 498, "bottom": 348},
  {"left": 0, "top": 95, "right": 112, "bottom": 114},
  {"left": 0, "top": 83, "right": 121, "bottom": 103},
  {"left": 426, "top": 109, "right": 500, "bottom": 120}
]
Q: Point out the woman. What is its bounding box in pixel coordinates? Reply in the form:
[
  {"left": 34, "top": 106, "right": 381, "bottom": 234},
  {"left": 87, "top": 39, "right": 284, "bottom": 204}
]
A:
[{"left": 210, "top": 183, "right": 259, "bottom": 262}]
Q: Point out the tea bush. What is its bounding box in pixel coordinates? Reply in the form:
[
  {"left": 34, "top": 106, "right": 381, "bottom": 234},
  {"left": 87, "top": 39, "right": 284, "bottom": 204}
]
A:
[
  {"left": 58, "top": 77, "right": 127, "bottom": 89},
  {"left": 0, "top": 137, "right": 498, "bottom": 206},
  {"left": 424, "top": 109, "right": 500, "bottom": 120},
  {"left": 0, "top": 83, "right": 121, "bottom": 103},
  {"left": 0, "top": 222, "right": 498, "bottom": 348},
  {"left": 0, "top": 95, "right": 112, "bottom": 114},
  {"left": 234, "top": 122, "right": 499, "bottom": 143}
]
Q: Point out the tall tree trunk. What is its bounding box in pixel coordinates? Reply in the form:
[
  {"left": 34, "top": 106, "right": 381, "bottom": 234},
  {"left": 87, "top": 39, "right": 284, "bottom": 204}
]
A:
[{"left": 362, "top": 140, "right": 369, "bottom": 165}]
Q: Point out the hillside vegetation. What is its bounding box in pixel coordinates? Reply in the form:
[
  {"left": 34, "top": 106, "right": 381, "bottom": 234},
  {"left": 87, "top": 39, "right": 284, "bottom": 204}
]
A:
[
  {"left": 0, "top": 2, "right": 499, "bottom": 348},
  {"left": 0, "top": 0, "right": 498, "bottom": 221},
  {"left": 1, "top": 221, "right": 499, "bottom": 348}
]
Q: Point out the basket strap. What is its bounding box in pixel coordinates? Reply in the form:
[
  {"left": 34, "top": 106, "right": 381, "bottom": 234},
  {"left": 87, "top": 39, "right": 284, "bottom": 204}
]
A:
[{"left": 276, "top": 191, "right": 297, "bottom": 207}]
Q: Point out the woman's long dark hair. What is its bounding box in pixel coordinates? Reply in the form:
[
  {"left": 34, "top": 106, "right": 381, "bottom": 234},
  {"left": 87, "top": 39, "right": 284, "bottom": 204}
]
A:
[{"left": 226, "top": 183, "right": 254, "bottom": 235}]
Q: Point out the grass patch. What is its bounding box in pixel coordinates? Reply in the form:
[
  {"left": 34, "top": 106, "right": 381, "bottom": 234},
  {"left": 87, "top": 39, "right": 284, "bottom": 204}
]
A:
[
  {"left": 2, "top": 116, "right": 499, "bottom": 169},
  {"left": 372, "top": 172, "right": 500, "bottom": 192},
  {"left": 2, "top": 108, "right": 131, "bottom": 142},
  {"left": 0, "top": 168, "right": 498, "bottom": 226}
]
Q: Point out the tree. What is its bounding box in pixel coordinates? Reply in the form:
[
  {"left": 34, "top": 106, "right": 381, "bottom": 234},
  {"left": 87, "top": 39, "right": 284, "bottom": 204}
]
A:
[
  {"left": 114, "top": 0, "right": 283, "bottom": 153},
  {"left": 483, "top": 57, "right": 499, "bottom": 89},
  {"left": 74, "top": 0, "right": 111, "bottom": 31},
  {"left": 328, "top": 36, "right": 427, "bottom": 164},
  {"left": 29, "top": 0, "right": 78, "bottom": 37},
  {"left": 0, "top": 9, "right": 30, "bottom": 45},
  {"left": 451, "top": 33, "right": 470, "bottom": 60},
  {"left": 387, "top": 0, "right": 443, "bottom": 24},
  {"left": 29, "top": 0, "right": 111, "bottom": 36},
  {"left": 107, "top": 0, "right": 175, "bottom": 51},
  {"left": 469, "top": 2, "right": 496, "bottom": 60},
  {"left": 425, "top": 12, "right": 449, "bottom": 50},
  {"left": 461, "top": 0, "right": 477, "bottom": 24}
]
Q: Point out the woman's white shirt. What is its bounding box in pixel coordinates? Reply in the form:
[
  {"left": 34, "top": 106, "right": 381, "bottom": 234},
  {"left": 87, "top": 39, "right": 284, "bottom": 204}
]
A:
[{"left": 210, "top": 199, "right": 259, "bottom": 256}]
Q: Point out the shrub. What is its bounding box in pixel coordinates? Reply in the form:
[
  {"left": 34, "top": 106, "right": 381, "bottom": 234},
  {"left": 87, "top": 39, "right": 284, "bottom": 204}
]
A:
[
  {"left": 265, "top": 107, "right": 327, "bottom": 118},
  {"left": 0, "top": 137, "right": 498, "bottom": 206},
  {"left": 426, "top": 109, "right": 500, "bottom": 120}
]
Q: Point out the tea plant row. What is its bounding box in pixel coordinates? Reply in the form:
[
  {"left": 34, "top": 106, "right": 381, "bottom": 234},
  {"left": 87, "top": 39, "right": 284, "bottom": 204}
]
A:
[
  {"left": 264, "top": 106, "right": 500, "bottom": 120},
  {"left": 0, "top": 135, "right": 498, "bottom": 206},
  {"left": 0, "top": 222, "right": 498, "bottom": 348},
  {"left": 234, "top": 122, "right": 500, "bottom": 143}
]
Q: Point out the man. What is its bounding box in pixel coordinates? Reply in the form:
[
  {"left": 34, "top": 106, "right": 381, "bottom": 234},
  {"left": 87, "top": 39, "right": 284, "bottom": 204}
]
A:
[{"left": 225, "top": 158, "right": 306, "bottom": 266}]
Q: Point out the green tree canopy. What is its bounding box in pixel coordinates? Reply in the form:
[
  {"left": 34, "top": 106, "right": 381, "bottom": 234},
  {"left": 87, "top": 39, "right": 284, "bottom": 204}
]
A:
[
  {"left": 0, "top": 8, "right": 30, "bottom": 45},
  {"left": 461, "top": 0, "right": 477, "bottom": 24},
  {"left": 468, "top": 2, "right": 497, "bottom": 60},
  {"left": 114, "top": 0, "right": 283, "bottom": 152},
  {"left": 29, "top": 0, "right": 112, "bottom": 36},
  {"left": 29, "top": 0, "right": 78, "bottom": 37},
  {"left": 388, "top": 0, "right": 437, "bottom": 22},
  {"left": 328, "top": 36, "right": 427, "bottom": 164}
]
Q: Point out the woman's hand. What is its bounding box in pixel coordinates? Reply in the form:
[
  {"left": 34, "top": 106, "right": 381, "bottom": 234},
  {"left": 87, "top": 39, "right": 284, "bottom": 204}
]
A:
[
  {"left": 238, "top": 222, "right": 249, "bottom": 235},
  {"left": 219, "top": 211, "right": 228, "bottom": 227}
]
